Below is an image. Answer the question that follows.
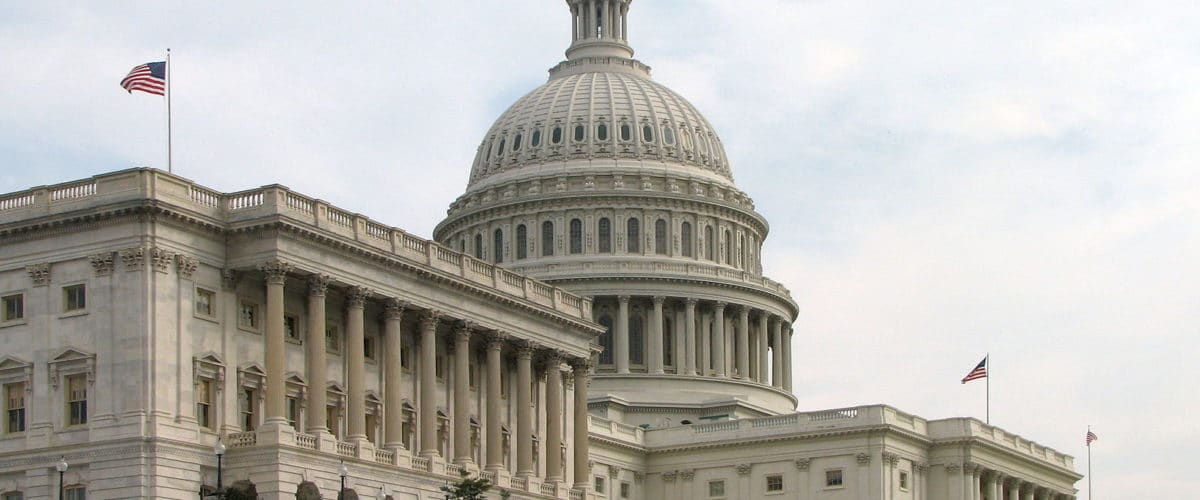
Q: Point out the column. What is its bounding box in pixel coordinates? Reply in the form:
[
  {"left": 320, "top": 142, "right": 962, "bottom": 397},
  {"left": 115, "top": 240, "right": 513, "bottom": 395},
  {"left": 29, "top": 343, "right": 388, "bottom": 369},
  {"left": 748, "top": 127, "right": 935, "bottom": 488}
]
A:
[
  {"left": 545, "top": 351, "right": 564, "bottom": 483},
  {"left": 346, "top": 286, "right": 370, "bottom": 442},
  {"left": 990, "top": 473, "right": 1004, "bottom": 500},
  {"left": 587, "top": 0, "right": 595, "bottom": 39},
  {"left": 383, "top": 298, "right": 407, "bottom": 449},
  {"left": 572, "top": 359, "right": 591, "bottom": 488},
  {"left": 649, "top": 296, "right": 665, "bottom": 374},
  {"left": 419, "top": 310, "right": 441, "bottom": 459},
  {"left": 684, "top": 299, "right": 697, "bottom": 375},
  {"left": 485, "top": 332, "right": 506, "bottom": 472},
  {"left": 305, "top": 275, "right": 330, "bottom": 434},
  {"left": 783, "top": 324, "right": 794, "bottom": 392},
  {"left": 735, "top": 306, "right": 749, "bottom": 379},
  {"left": 1021, "top": 484, "right": 1035, "bottom": 500},
  {"left": 1008, "top": 478, "right": 1021, "bottom": 500},
  {"left": 756, "top": 313, "right": 769, "bottom": 383},
  {"left": 570, "top": 3, "right": 579, "bottom": 42},
  {"left": 699, "top": 309, "right": 711, "bottom": 375},
  {"left": 620, "top": 3, "right": 628, "bottom": 41},
  {"left": 673, "top": 306, "right": 686, "bottom": 371},
  {"left": 616, "top": 295, "right": 630, "bottom": 373},
  {"left": 968, "top": 465, "right": 980, "bottom": 500},
  {"left": 600, "top": 0, "right": 609, "bottom": 38},
  {"left": 259, "top": 260, "right": 291, "bottom": 426},
  {"left": 515, "top": 341, "right": 535, "bottom": 477},
  {"left": 453, "top": 322, "right": 473, "bottom": 465},
  {"left": 712, "top": 302, "right": 727, "bottom": 377},
  {"left": 770, "top": 317, "right": 783, "bottom": 388}
]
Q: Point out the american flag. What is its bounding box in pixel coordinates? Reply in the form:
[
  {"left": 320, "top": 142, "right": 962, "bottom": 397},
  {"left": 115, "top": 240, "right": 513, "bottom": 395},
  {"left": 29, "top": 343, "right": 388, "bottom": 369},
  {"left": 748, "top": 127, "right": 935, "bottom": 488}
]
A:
[
  {"left": 961, "top": 356, "right": 988, "bottom": 383},
  {"left": 1086, "top": 430, "right": 1098, "bottom": 445},
  {"left": 120, "top": 62, "right": 166, "bottom": 96}
]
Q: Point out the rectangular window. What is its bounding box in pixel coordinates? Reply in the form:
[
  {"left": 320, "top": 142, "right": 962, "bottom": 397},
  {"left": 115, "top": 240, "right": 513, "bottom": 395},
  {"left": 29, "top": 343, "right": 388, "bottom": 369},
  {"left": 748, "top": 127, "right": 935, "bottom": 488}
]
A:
[
  {"left": 500, "top": 367, "right": 509, "bottom": 398},
  {"left": 365, "top": 412, "right": 378, "bottom": 444},
  {"left": 286, "top": 396, "right": 300, "bottom": 431},
  {"left": 327, "top": 404, "right": 341, "bottom": 438},
  {"left": 195, "top": 288, "right": 215, "bottom": 317},
  {"left": 899, "top": 470, "right": 909, "bottom": 490},
  {"left": 620, "top": 481, "right": 631, "bottom": 498},
  {"left": 67, "top": 374, "right": 87, "bottom": 426},
  {"left": 708, "top": 480, "right": 725, "bottom": 498},
  {"left": 63, "top": 284, "right": 86, "bottom": 312},
  {"left": 1, "top": 294, "right": 24, "bottom": 321},
  {"left": 593, "top": 477, "right": 606, "bottom": 494},
  {"left": 240, "top": 388, "right": 257, "bottom": 431},
  {"left": 6, "top": 382, "right": 26, "bottom": 433},
  {"left": 2, "top": 491, "right": 24, "bottom": 500},
  {"left": 196, "top": 378, "right": 213, "bottom": 429},
  {"left": 469, "top": 361, "right": 477, "bottom": 390},
  {"left": 238, "top": 300, "right": 259, "bottom": 330},
  {"left": 284, "top": 314, "right": 300, "bottom": 341},
  {"left": 436, "top": 354, "right": 445, "bottom": 381},
  {"left": 64, "top": 486, "right": 85, "bottom": 500},
  {"left": 364, "top": 336, "right": 376, "bottom": 361},
  {"left": 825, "top": 469, "right": 843, "bottom": 487},
  {"left": 766, "top": 474, "right": 783, "bottom": 492},
  {"left": 326, "top": 324, "right": 341, "bottom": 353},
  {"left": 400, "top": 341, "right": 411, "bottom": 369}
]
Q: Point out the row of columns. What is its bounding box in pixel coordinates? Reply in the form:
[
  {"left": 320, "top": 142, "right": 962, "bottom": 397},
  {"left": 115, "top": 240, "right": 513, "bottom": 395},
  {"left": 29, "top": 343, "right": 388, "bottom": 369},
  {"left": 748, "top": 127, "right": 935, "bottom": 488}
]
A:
[
  {"left": 605, "top": 295, "right": 793, "bottom": 390},
  {"left": 571, "top": 0, "right": 629, "bottom": 42},
  {"left": 258, "top": 261, "right": 593, "bottom": 487},
  {"left": 959, "top": 463, "right": 1074, "bottom": 500}
]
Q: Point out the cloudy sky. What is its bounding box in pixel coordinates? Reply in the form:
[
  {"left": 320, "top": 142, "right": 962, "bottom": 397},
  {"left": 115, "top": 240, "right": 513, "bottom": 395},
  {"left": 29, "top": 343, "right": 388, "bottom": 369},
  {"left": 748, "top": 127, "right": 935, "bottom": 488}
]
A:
[{"left": 3, "top": 1, "right": 1197, "bottom": 496}]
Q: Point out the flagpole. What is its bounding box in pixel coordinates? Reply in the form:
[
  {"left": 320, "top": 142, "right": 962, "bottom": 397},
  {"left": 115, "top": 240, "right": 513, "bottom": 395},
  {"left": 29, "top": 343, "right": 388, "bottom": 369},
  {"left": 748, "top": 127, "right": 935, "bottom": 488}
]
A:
[
  {"left": 985, "top": 352, "right": 990, "bottom": 424},
  {"left": 166, "top": 48, "right": 173, "bottom": 173},
  {"left": 1087, "top": 425, "right": 1092, "bottom": 500}
]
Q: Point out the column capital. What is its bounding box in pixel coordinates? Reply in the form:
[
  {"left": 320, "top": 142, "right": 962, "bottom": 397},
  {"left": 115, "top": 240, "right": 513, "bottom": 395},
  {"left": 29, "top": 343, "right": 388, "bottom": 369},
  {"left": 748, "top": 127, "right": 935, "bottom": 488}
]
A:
[
  {"left": 855, "top": 452, "right": 871, "bottom": 465},
  {"left": 685, "top": 297, "right": 698, "bottom": 307},
  {"left": 485, "top": 330, "right": 508, "bottom": 349},
  {"left": 945, "top": 463, "right": 961, "bottom": 474},
  {"left": 651, "top": 295, "right": 666, "bottom": 305},
  {"left": 345, "top": 286, "right": 372, "bottom": 308},
  {"left": 419, "top": 309, "right": 442, "bottom": 328},
  {"left": 617, "top": 295, "right": 631, "bottom": 303},
  {"left": 794, "top": 458, "right": 811, "bottom": 470},
  {"left": 514, "top": 339, "right": 536, "bottom": 358},
  {"left": 258, "top": 259, "right": 292, "bottom": 284},
  {"left": 540, "top": 348, "right": 565, "bottom": 364},
  {"left": 307, "top": 274, "right": 331, "bottom": 296},
  {"left": 570, "top": 356, "right": 594, "bottom": 372},
  {"left": 383, "top": 298, "right": 408, "bottom": 319},
  {"left": 881, "top": 451, "right": 900, "bottom": 465},
  {"left": 963, "top": 462, "right": 980, "bottom": 474},
  {"left": 454, "top": 320, "right": 475, "bottom": 339},
  {"left": 1005, "top": 476, "right": 1021, "bottom": 487},
  {"left": 713, "top": 301, "right": 727, "bottom": 311}
]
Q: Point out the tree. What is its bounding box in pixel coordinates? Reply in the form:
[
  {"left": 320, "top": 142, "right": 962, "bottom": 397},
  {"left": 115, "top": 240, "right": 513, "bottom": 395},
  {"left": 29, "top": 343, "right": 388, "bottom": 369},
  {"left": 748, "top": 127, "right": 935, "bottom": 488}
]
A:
[{"left": 439, "top": 471, "right": 493, "bottom": 500}]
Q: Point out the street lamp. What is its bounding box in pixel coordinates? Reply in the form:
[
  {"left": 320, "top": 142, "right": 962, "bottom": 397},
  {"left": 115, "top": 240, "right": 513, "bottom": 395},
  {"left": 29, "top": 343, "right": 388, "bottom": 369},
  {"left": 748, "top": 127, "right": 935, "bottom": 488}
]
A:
[
  {"left": 376, "top": 484, "right": 390, "bottom": 500},
  {"left": 55, "top": 457, "right": 68, "bottom": 500},
  {"left": 214, "top": 439, "right": 226, "bottom": 494},
  {"left": 338, "top": 461, "right": 349, "bottom": 500}
]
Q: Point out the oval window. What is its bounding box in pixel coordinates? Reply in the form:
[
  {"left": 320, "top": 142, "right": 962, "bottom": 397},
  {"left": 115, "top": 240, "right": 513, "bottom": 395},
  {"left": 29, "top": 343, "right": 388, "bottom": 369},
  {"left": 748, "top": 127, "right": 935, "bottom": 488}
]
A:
[
  {"left": 513, "top": 134, "right": 522, "bottom": 151},
  {"left": 496, "top": 139, "right": 506, "bottom": 156},
  {"left": 620, "top": 124, "right": 631, "bottom": 141},
  {"left": 531, "top": 130, "right": 542, "bottom": 147},
  {"left": 597, "top": 124, "right": 608, "bottom": 141},
  {"left": 573, "top": 124, "right": 585, "bottom": 142},
  {"left": 642, "top": 124, "right": 654, "bottom": 142},
  {"left": 552, "top": 126, "right": 563, "bottom": 144},
  {"left": 663, "top": 126, "right": 676, "bottom": 145}
]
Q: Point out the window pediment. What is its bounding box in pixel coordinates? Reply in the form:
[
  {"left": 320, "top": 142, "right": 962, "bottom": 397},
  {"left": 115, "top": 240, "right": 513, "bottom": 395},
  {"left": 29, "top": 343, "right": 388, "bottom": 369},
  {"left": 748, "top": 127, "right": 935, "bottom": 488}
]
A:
[
  {"left": 47, "top": 347, "right": 95, "bottom": 389},
  {"left": 0, "top": 355, "right": 33, "bottom": 387}
]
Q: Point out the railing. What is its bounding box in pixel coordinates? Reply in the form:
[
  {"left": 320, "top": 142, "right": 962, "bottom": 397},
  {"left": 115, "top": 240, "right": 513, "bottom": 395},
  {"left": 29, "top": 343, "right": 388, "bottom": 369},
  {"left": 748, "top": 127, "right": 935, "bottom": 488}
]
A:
[
  {"left": 411, "top": 456, "right": 431, "bottom": 472},
  {"left": 0, "top": 192, "right": 36, "bottom": 211},
  {"left": 445, "top": 463, "right": 464, "bottom": 476},
  {"left": 294, "top": 433, "right": 318, "bottom": 450},
  {"left": 189, "top": 186, "right": 222, "bottom": 207},
  {"left": 227, "top": 191, "right": 263, "bottom": 210},
  {"left": 49, "top": 181, "right": 96, "bottom": 201},
  {"left": 510, "top": 476, "right": 528, "bottom": 490},
  {"left": 540, "top": 483, "right": 557, "bottom": 495},
  {"left": 480, "top": 471, "right": 496, "bottom": 482},
  {"left": 374, "top": 448, "right": 395, "bottom": 464},
  {"left": 569, "top": 488, "right": 585, "bottom": 500},
  {"left": 693, "top": 420, "right": 739, "bottom": 433},
  {"left": 285, "top": 192, "right": 314, "bottom": 215},
  {"left": 365, "top": 220, "right": 390, "bottom": 240},
  {"left": 809, "top": 407, "right": 858, "bottom": 421},
  {"left": 326, "top": 207, "right": 354, "bottom": 228},
  {"left": 336, "top": 441, "right": 356, "bottom": 457},
  {"left": 226, "top": 431, "right": 257, "bottom": 448},
  {"left": 751, "top": 414, "right": 797, "bottom": 428}
]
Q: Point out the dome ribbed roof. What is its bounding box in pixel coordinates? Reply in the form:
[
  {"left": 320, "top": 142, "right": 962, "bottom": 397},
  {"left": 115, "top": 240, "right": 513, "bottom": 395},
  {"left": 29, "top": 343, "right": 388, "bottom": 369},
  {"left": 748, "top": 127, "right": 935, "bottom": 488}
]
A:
[{"left": 465, "top": 70, "right": 734, "bottom": 193}]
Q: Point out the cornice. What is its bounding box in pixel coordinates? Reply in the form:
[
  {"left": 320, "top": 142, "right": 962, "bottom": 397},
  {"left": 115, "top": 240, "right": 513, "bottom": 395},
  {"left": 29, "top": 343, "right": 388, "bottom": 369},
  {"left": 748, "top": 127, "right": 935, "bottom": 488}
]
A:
[{"left": 934, "top": 435, "right": 1084, "bottom": 480}]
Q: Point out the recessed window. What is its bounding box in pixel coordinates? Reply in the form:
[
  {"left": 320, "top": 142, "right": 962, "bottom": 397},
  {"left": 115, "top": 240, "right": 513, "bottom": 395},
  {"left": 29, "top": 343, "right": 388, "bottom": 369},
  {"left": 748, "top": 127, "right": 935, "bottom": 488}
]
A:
[
  {"left": 766, "top": 474, "right": 783, "bottom": 492},
  {"left": 64, "top": 486, "right": 86, "bottom": 500},
  {"left": 240, "top": 387, "right": 258, "bottom": 431},
  {"left": 531, "top": 129, "right": 542, "bottom": 147},
  {"left": 552, "top": 126, "right": 563, "bottom": 144},
  {"left": 513, "top": 133, "right": 523, "bottom": 151},
  {"left": 63, "top": 284, "right": 86, "bottom": 312},
  {"left": 196, "top": 378, "right": 214, "bottom": 429},
  {"left": 364, "top": 336, "right": 377, "bottom": 361},
  {"left": 642, "top": 124, "right": 654, "bottom": 142},
  {"left": 436, "top": 354, "right": 445, "bottom": 381},
  {"left": 516, "top": 224, "right": 528, "bottom": 260},
  {"left": 573, "top": 124, "right": 586, "bottom": 142},
  {"left": 628, "top": 316, "right": 644, "bottom": 365},
  {"left": 681, "top": 222, "right": 693, "bottom": 258},
  {"left": 2, "top": 491, "right": 23, "bottom": 500},
  {"left": 195, "top": 288, "right": 216, "bottom": 317},
  {"left": 493, "top": 229, "right": 504, "bottom": 263},
  {"left": 598, "top": 217, "right": 612, "bottom": 253},
  {"left": 286, "top": 396, "right": 300, "bottom": 431},
  {"left": 541, "top": 221, "right": 555, "bottom": 257},
  {"left": 626, "top": 217, "right": 640, "bottom": 253},
  {"left": 474, "top": 233, "right": 484, "bottom": 260},
  {"left": 1, "top": 294, "right": 23, "bottom": 322},
  {"left": 238, "top": 300, "right": 260, "bottom": 331},
  {"left": 569, "top": 218, "right": 583, "bottom": 254},
  {"left": 620, "top": 481, "right": 631, "bottom": 498},
  {"left": 899, "top": 470, "right": 909, "bottom": 490},
  {"left": 654, "top": 219, "right": 668, "bottom": 255},
  {"left": 825, "top": 469, "right": 843, "bottom": 487},
  {"left": 66, "top": 374, "right": 88, "bottom": 426},
  {"left": 6, "top": 382, "right": 26, "bottom": 433},
  {"left": 594, "top": 477, "right": 606, "bottom": 494},
  {"left": 597, "top": 123, "right": 609, "bottom": 141},
  {"left": 326, "top": 324, "right": 341, "bottom": 353},
  {"left": 708, "top": 480, "right": 725, "bottom": 498},
  {"left": 663, "top": 126, "right": 676, "bottom": 145},
  {"left": 598, "top": 315, "right": 614, "bottom": 365},
  {"left": 284, "top": 314, "right": 301, "bottom": 342},
  {"left": 620, "top": 123, "right": 632, "bottom": 141},
  {"left": 496, "top": 138, "right": 506, "bottom": 156},
  {"left": 681, "top": 129, "right": 693, "bottom": 149}
]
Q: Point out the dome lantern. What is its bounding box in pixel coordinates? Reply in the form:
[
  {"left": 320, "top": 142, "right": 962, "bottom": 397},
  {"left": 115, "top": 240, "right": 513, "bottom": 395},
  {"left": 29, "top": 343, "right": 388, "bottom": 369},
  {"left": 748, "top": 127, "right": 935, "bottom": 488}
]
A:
[{"left": 565, "top": 0, "right": 634, "bottom": 61}]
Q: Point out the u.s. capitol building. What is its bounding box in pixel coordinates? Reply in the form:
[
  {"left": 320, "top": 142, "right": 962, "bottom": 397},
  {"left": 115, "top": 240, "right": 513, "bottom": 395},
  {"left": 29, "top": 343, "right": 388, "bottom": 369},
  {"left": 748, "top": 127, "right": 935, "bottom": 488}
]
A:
[{"left": 0, "top": 1, "right": 1081, "bottom": 499}]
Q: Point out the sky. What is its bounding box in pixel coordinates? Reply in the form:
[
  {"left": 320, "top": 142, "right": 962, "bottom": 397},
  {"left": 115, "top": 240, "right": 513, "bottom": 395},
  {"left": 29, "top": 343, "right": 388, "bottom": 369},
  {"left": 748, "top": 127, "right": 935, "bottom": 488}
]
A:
[{"left": 2, "top": 1, "right": 1198, "bottom": 496}]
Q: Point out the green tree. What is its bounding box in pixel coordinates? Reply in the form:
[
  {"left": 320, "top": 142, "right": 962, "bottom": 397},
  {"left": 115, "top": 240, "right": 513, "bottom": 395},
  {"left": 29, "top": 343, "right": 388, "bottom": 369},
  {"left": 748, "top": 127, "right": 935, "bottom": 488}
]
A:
[{"left": 439, "top": 471, "right": 493, "bottom": 500}]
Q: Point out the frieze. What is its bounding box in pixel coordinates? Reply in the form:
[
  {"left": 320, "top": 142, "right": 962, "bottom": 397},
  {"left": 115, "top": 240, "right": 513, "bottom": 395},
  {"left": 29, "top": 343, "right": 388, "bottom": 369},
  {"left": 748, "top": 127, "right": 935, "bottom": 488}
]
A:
[
  {"left": 794, "top": 458, "right": 811, "bottom": 470},
  {"left": 735, "top": 463, "right": 752, "bottom": 476},
  {"left": 26, "top": 262, "right": 50, "bottom": 285}
]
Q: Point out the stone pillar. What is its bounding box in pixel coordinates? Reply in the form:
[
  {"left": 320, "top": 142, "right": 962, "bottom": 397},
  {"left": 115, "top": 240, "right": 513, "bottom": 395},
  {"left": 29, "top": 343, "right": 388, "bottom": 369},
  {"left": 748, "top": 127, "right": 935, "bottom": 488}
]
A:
[
  {"left": 770, "top": 316, "right": 783, "bottom": 388},
  {"left": 600, "top": 0, "right": 609, "bottom": 38},
  {"left": 756, "top": 313, "right": 769, "bottom": 383},
  {"left": 453, "top": 322, "right": 473, "bottom": 466},
  {"left": 305, "top": 275, "right": 330, "bottom": 434},
  {"left": 684, "top": 299, "right": 697, "bottom": 376},
  {"left": 260, "top": 260, "right": 291, "bottom": 426},
  {"left": 700, "top": 309, "right": 711, "bottom": 375},
  {"left": 383, "top": 298, "right": 406, "bottom": 449},
  {"left": 346, "top": 286, "right": 370, "bottom": 442},
  {"left": 735, "top": 306, "right": 749, "bottom": 379},
  {"left": 545, "top": 351, "right": 564, "bottom": 483},
  {"left": 673, "top": 306, "right": 686, "bottom": 371},
  {"left": 712, "top": 302, "right": 727, "bottom": 377},
  {"left": 989, "top": 473, "right": 1004, "bottom": 500},
  {"left": 572, "top": 359, "right": 591, "bottom": 488},
  {"left": 485, "top": 332, "right": 506, "bottom": 472},
  {"left": 649, "top": 296, "right": 665, "bottom": 374},
  {"left": 419, "top": 310, "right": 441, "bottom": 459},
  {"left": 570, "top": 3, "right": 579, "bottom": 42},
  {"left": 783, "top": 324, "right": 794, "bottom": 392},
  {"left": 1008, "top": 478, "right": 1021, "bottom": 500},
  {"left": 616, "top": 295, "right": 630, "bottom": 374},
  {"left": 516, "top": 341, "right": 535, "bottom": 477}
]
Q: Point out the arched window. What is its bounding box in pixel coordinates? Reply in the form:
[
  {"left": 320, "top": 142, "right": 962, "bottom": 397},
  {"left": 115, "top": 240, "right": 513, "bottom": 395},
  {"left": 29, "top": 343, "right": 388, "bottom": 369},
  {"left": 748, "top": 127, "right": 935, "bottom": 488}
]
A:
[
  {"left": 620, "top": 123, "right": 632, "bottom": 141},
  {"left": 705, "top": 225, "right": 715, "bottom": 261},
  {"left": 662, "top": 126, "right": 676, "bottom": 145},
  {"left": 552, "top": 126, "right": 563, "bottom": 144},
  {"left": 654, "top": 219, "right": 668, "bottom": 255},
  {"left": 459, "top": 238, "right": 466, "bottom": 253},
  {"left": 598, "top": 217, "right": 612, "bottom": 253},
  {"left": 738, "top": 234, "right": 745, "bottom": 268},
  {"left": 642, "top": 124, "right": 654, "bottom": 142},
  {"left": 496, "top": 138, "right": 506, "bottom": 156},
  {"left": 629, "top": 315, "right": 644, "bottom": 366},
  {"left": 598, "top": 315, "right": 614, "bottom": 365},
  {"left": 725, "top": 230, "right": 733, "bottom": 264},
  {"left": 493, "top": 229, "right": 504, "bottom": 263},
  {"left": 473, "top": 233, "right": 484, "bottom": 260},
  {"left": 516, "top": 224, "right": 527, "bottom": 260},
  {"left": 626, "top": 218, "right": 640, "bottom": 253},
  {"left": 531, "top": 129, "right": 542, "bottom": 147},
  {"left": 541, "top": 221, "right": 554, "bottom": 257},
  {"left": 681, "top": 221, "right": 693, "bottom": 257},
  {"left": 573, "top": 124, "right": 586, "bottom": 142},
  {"left": 513, "top": 134, "right": 522, "bottom": 151},
  {"left": 597, "top": 123, "right": 608, "bottom": 141},
  {"left": 569, "top": 218, "right": 583, "bottom": 254}
]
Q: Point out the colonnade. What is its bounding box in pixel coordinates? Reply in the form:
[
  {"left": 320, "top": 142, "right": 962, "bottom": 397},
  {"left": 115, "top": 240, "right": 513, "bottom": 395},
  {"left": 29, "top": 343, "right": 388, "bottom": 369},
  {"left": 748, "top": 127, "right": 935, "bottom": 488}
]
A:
[
  {"left": 596, "top": 295, "right": 792, "bottom": 389},
  {"left": 957, "top": 463, "right": 1076, "bottom": 500},
  {"left": 256, "top": 260, "right": 592, "bottom": 486}
]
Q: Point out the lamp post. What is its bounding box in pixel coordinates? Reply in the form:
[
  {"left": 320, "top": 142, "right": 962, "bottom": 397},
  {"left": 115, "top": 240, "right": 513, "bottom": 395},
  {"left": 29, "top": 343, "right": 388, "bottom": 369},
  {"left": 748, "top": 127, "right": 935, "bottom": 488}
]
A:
[
  {"left": 214, "top": 439, "right": 226, "bottom": 495},
  {"left": 338, "top": 461, "right": 349, "bottom": 500},
  {"left": 376, "top": 484, "right": 390, "bottom": 500},
  {"left": 55, "top": 457, "right": 68, "bottom": 500}
]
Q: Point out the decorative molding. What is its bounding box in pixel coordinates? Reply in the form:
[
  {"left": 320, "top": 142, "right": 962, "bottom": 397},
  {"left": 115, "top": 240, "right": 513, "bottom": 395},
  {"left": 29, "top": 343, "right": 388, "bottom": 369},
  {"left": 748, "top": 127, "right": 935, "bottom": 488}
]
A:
[
  {"left": 945, "top": 463, "right": 961, "bottom": 474},
  {"left": 735, "top": 463, "right": 752, "bottom": 476},
  {"left": 607, "top": 464, "right": 619, "bottom": 477},
  {"left": 175, "top": 253, "right": 199, "bottom": 278},
  {"left": 150, "top": 246, "right": 173, "bottom": 273},
  {"left": 221, "top": 269, "right": 241, "bottom": 290},
  {"left": 26, "top": 263, "right": 50, "bottom": 286},
  {"left": 120, "top": 246, "right": 146, "bottom": 271},
  {"left": 882, "top": 451, "right": 900, "bottom": 465},
  {"left": 632, "top": 471, "right": 643, "bottom": 482},
  {"left": 47, "top": 347, "right": 96, "bottom": 389},
  {"left": 307, "top": 274, "right": 331, "bottom": 297},
  {"left": 383, "top": 297, "right": 407, "bottom": 320},
  {"left": 856, "top": 452, "right": 871, "bottom": 465},
  {"left": 794, "top": 458, "right": 811, "bottom": 470},
  {"left": 88, "top": 252, "right": 114, "bottom": 276},
  {"left": 258, "top": 259, "right": 292, "bottom": 284},
  {"left": 419, "top": 309, "right": 442, "bottom": 329},
  {"left": 345, "top": 286, "right": 371, "bottom": 309},
  {"left": 679, "top": 469, "right": 694, "bottom": 480},
  {"left": 661, "top": 470, "right": 677, "bottom": 482}
]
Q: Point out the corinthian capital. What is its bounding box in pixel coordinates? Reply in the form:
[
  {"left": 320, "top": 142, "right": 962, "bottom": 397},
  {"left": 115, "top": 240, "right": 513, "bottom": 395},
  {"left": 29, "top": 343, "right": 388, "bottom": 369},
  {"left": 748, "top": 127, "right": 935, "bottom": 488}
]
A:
[
  {"left": 345, "top": 286, "right": 371, "bottom": 308},
  {"left": 383, "top": 298, "right": 407, "bottom": 319},
  {"left": 307, "top": 274, "right": 331, "bottom": 296},
  {"left": 258, "top": 259, "right": 292, "bottom": 284}
]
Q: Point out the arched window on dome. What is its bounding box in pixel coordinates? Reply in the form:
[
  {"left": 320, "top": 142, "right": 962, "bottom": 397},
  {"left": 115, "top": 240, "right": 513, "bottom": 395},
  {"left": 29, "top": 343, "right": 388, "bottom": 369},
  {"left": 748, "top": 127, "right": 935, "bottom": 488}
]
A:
[
  {"left": 681, "top": 129, "right": 693, "bottom": 150},
  {"left": 705, "top": 225, "right": 715, "bottom": 261},
  {"left": 681, "top": 221, "right": 693, "bottom": 258},
  {"left": 473, "top": 233, "right": 484, "bottom": 260},
  {"left": 626, "top": 217, "right": 640, "bottom": 253},
  {"left": 598, "top": 217, "right": 612, "bottom": 253},
  {"left": 569, "top": 218, "right": 583, "bottom": 254},
  {"left": 573, "top": 124, "right": 586, "bottom": 142},
  {"left": 598, "top": 314, "right": 614, "bottom": 365},
  {"left": 516, "top": 224, "right": 528, "bottom": 260},
  {"left": 541, "top": 221, "right": 554, "bottom": 257},
  {"left": 642, "top": 124, "right": 654, "bottom": 142},
  {"left": 493, "top": 229, "right": 504, "bottom": 263},
  {"left": 552, "top": 126, "right": 563, "bottom": 144},
  {"left": 513, "top": 133, "right": 522, "bottom": 151},
  {"left": 662, "top": 126, "right": 676, "bottom": 146},
  {"left": 531, "top": 129, "right": 542, "bottom": 147},
  {"left": 496, "top": 138, "right": 506, "bottom": 157},
  {"left": 597, "top": 123, "right": 608, "bottom": 141},
  {"left": 698, "top": 132, "right": 710, "bottom": 154},
  {"left": 629, "top": 314, "right": 645, "bottom": 366},
  {"left": 738, "top": 234, "right": 745, "bottom": 269},
  {"left": 724, "top": 229, "right": 733, "bottom": 265},
  {"left": 620, "top": 123, "right": 632, "bottom": 142},
  {"left": 654, "top": 219, "right": 668, "bottom": 255}
]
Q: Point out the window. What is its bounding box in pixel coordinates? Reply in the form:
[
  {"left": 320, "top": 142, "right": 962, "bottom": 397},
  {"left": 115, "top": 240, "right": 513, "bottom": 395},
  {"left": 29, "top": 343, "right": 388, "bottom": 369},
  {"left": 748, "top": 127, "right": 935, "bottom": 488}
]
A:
[
  {"left": 496, "top": 138, "right": 505, "bottom": 157},
  {"left": 326, "top": 324, "right": 341, "bottom": 353},
  {"left": 2, "top": 492, "right": 23, "bottom": 500},
  {"left": 569, "top": 219, "right": 583, "bottom": 254},
  {"left": 626, "top": 218, "right": 640, "bottom": 253},
  {"left": 825, "top": 469, "right": 843, "bottom": 487},
  {"left": 63, "top": 486, "right": 85, "bottom": 500},
  {"left": 541, "top": 221, "right": 554, "bottom": 256},
  {"left": 195, "top": 288, "right": 215, "bottom": 317},
  {"left": 284, "top": 314, "right": 300, "bottom": 342},
  {"left": 598, "top": 315, "right": 614, "bottom": 365},
  {"left": 597, "top": 123, "right": 609, "bottom": 141},
  {"left": 899, "top": 470, "right": 909, "bottom": 490},
  {"left": 195, "top": 378, "right": 214, "bottom": 429},
  {"left": 663, "top": 126, "right": 676, "bottom": 145},
  {"left": 681, "top": 129, "right": 693, "bottom": 150},
  {"left": 705, "top": 225, "right": 715, "bottom": 260},
  {"left": 725, "top": 230, "right": 734, "bottom": 264},
  {"left": 401, "top": 403, "right": 416, "bottom": 450},
  {"left": 598, "top": 218, "right": 612, "bottom": 253},
  {"left": 662, "top": 319, "right": 673, "bottom": 367},
  {"left": 516, "top": 224, "right": 528, "bottom": 260},
  {"left": 513, "top": 133, "right": 522, "bottom": 151},
  {"left": 1, "top": 294, "right": 21, "bottom": 322},
  {"left": 364, "top": 336, "right": 377, "bottom": 361},
  {"left": 238, "top": 300, "right": 259, "bottom": 330},
  {"left": 594, "top": 477, "right": 606, "bottom": 494},
  {"left": 239, "top": 387, "right": 257, "bottom": 431},
  {"left": 66, "top": 374, "right": 87, "bottom": 426},
  {"left": 620, "top": 481, "right": 631, "bottom": 498},
  {"left": 628, "top": 315, "right": 644, "bottom": 365},
  {"left": 654, "top": 219, "right": 668, "bottom": 255},
  {"left": 63, "top": 284, "right": 86, "bottom": 312},
  {"left": 642, "top": 124, "right": 654, "bottom": 142},
  {"left": 739, "top": 234, "right": 746, "bottom": 268},
  {"left": 436, "top": 353, "right": 445, "bottom": 381},
  {"left": 573, "top": 124, "right": 585, "bottom": 142},
  {"left": 681, "top": 222, "right": 693, "bottom": 257},
  {"left": 493, "top": 229, "right": 504, "bottom": 263},
  {"left": 620, "top": 123, "right": 632, "bottom": 141},
  {"left": 474, "top": 233, "right": 484, "bottom": 260},
  {"left": 552, "top": 126, "right": 563, "bottom": 144},
  {"left": 400, "top": 340, "right": 412, "bottom": 369},
  {"left": 6, "top": 382, "right": 25, "bottom": 433},
  {"left": 327, "top": 403, "right": 341, "bottom": 438},
  {"left": 286, "top": 396, "right": 300, "bottom": 431},
  {"left": 531, "top": 129, "right": 542, "bottom": 147},
  {"left": 708, "top": 480, "right": 725, "bottom": 497},
  {"left": 766, "top": 475, "right": 783, "bottom": 492}
]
